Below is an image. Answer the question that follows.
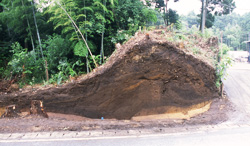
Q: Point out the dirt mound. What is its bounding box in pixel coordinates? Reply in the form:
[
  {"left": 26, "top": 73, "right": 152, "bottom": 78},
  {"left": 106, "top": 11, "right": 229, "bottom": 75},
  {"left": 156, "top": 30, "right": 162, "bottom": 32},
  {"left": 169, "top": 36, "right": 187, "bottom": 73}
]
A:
[{"left": 0, "top": 30, "right": 219, "bottom": 120}]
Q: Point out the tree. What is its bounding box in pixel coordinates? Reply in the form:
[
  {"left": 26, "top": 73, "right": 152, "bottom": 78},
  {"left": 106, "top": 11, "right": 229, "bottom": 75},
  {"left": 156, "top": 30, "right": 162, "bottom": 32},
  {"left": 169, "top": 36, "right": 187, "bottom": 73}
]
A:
[
  {"left": 239, "top": 13, "right": 250, "bottom": 32},
  {"left": 183, "top": 11, "right": 199, "bottom": 28},
  {"left": 224, "top": 24, "right": 242, "bottom": 50},
  {"left": 213, "top": 13, "right": 240, "bottom": 31},
  {"left": 213, "top": 12, "right": 250, "bottom": 50},
  {"left": 46, "top": 0, "right": 99, "bottom": 68},
  {"left": 0, "top": 0, "right": 158, "bottom": 84},
  {"left": 31, "top": 0, "right": 44, "bottom": 60},
  {"left": 114, "top": 0, "right": 156, "bottom": 33},
  {"left": 0, "top": 0, "right": 34, "bottom": 46},
  {"left": 153, "top": 0, "right": 179, "bottom": 26},
  {"left": 21, "top": 0, "right": 36, "bottom": 58},
  {"left": 199, "top": 0, "right": 236, "bottom": 33},
  {"left": 165, "top": 9, "right": 179, "bottom": 26}
]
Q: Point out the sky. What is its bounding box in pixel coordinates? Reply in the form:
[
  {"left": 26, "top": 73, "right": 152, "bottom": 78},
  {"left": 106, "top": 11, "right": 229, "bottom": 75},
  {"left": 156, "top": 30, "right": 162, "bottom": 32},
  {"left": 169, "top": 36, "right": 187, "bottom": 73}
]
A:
[{"left": 168, "top": 0, "right": 250, "bottom": 15}]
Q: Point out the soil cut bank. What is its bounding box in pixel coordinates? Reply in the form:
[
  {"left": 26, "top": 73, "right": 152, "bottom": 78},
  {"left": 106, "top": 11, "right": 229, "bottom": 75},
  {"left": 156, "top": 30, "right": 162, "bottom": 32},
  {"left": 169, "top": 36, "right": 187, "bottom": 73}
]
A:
[{"left": 0, "top": 30, "right": 219, "bottom": 120}]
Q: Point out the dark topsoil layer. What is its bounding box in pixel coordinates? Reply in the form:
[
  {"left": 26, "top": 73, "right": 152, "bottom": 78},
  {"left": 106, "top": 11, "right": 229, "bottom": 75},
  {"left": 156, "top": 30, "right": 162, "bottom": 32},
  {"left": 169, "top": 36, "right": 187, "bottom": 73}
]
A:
[
  {"left": 0, "top": 98, "right": 233, "bottom": 133},
  {"left": 0, "top": 30, "right": 219, "bottom": 120}
]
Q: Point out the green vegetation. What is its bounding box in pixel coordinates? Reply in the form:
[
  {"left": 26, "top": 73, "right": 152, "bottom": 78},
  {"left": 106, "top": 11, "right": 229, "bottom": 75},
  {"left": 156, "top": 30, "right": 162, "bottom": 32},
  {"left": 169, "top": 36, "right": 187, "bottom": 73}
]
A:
[
  {"left": 0, "top": 0, "right": 157, "bottom": 86},
  {"left": 215, "top": 44, "right": 232, "bottom": 87},
  {"left": 183, "top": 10, "right": 250, "bottom": 51},
  {"left": 0, "top": 0, "right": 246, "bottom": 89}
]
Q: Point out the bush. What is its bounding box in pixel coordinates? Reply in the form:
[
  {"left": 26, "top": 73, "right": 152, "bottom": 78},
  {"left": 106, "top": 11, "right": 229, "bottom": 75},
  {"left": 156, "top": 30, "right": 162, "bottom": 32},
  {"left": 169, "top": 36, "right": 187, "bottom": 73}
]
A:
[
  {"left": 6, "top": 42, "right": 44, "bottom": 85},
  {"left": 49, "top": 59, "right": 77, "bottom": 85},
  {"left": 111, "top": 30, "right": 131, "bottom": 44},
  {"left": 203, "top": 28, "right": 214, "bottom": 39},
  {"left": 216, "top": 44, "right": 232, "bottom": 87},
  {"left": 43, "top": 35, "right": 71, "bottom": 74}
]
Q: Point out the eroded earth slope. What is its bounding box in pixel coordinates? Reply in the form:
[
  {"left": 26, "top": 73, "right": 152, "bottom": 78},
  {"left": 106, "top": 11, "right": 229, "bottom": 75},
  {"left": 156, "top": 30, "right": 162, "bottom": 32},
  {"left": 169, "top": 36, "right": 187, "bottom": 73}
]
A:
[{"left": 0, "top": 30, "right": 219, "bottom": 120}]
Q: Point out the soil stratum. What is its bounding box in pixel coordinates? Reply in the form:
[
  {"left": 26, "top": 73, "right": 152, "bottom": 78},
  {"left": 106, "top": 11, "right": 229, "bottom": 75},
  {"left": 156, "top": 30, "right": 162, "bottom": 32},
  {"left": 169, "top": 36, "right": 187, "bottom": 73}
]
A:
[{"left": 0, "top": 30, "right": 219, "bottom": 120}]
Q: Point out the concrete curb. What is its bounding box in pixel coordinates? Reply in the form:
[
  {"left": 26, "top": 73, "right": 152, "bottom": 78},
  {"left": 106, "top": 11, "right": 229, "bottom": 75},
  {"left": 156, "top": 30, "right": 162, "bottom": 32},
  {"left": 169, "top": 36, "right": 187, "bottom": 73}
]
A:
[{"left": 1, "top": 123, "right": 250, "bottom": 141}]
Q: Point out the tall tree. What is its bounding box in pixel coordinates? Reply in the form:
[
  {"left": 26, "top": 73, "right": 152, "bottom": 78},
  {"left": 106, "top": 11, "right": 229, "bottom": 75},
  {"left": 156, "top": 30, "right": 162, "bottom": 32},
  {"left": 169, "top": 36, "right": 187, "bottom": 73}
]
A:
[
  {"left": 153, "top": 0, "right": 179, "bottom": 26},
  {"left": 56, "top": 1, "right": 98, "bottom": 67},
  {"left": 199, "top": 0, "right": 236, "bottom": 32},
  {"left": 183, "top": 11, "right": 199, "bottom": 28},
  {"left": 100, "top": 0, "right": 106, "bottom": 64},
  {"left": 83, "top": 0, "right": 90, "bottom": 73},
  {"left": 21, "top": 0, "right": 36, "bottom": 59},
  {"left": 200, "top": 0, "right": 206, "bottom": 33},
  {"left": 224, "top": 24, "right": 242, "bottom": 50},
  {"left": 0, "top": 0, "right": 35, "bottom": 47}
]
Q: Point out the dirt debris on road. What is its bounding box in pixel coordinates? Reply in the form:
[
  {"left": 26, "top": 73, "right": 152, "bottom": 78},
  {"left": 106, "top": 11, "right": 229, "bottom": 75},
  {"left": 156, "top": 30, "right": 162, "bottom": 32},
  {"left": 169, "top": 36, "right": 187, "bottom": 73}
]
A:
[{"left": 0, "top": 98, "right": 233, "bottom": 133}]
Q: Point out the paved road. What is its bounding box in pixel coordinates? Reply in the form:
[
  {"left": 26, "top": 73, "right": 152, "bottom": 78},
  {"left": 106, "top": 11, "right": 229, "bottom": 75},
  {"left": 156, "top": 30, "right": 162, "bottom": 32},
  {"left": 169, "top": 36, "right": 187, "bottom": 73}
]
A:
[
  {"left": 1, "top": 125, "right": 250, "bottom": 146},
  {"left": 223, "top": 62, "right": 250, "bottom": 122}
]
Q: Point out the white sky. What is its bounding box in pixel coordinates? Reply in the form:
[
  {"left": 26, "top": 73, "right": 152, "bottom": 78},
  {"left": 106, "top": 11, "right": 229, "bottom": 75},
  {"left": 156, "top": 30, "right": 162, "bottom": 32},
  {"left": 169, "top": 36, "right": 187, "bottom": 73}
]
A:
[{"left": 168, "top": 0, "right": 250, "bottom": 15}]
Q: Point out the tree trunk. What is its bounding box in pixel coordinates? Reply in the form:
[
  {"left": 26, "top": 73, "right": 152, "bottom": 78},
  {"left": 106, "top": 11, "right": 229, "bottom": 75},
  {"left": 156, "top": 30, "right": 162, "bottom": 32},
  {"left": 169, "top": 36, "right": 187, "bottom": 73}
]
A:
[
  {"left": 84, "top": 0, "right": 89, "bottom": 73},
  {"left": 3, "top": 9, "right": 11, "bottom": 37},
  {"left": 21, "top": 0, "right": 36, "bottom": 60},
  {"left": 30, "top": 100, "right": 48, "bottom": 118},
  {"left": 1, "top": 105, "right": 19, "bottom": 118},
  {"left": 204, "top": 0, "right": 209, "bottom": 28},
  {"left": 31, "top": 0, "right": 44, "bottom": 60},
  {"left": 86, "top": 46, "right": 90, "bottom": 73},
  {"left": 165, "top": 0, "right": 169, "bottom": 26},
  {"left": 100, "top": 0, "right": 106, "bottom": 64},
  {"left": 100, "top": 31, "right": 104, "bottom": 64},
  {"left": 200, "top": 0, "right": 206, "bottom": 33},
  {"left": 86, "top": 35, "right": 90, "bottom": 73}
]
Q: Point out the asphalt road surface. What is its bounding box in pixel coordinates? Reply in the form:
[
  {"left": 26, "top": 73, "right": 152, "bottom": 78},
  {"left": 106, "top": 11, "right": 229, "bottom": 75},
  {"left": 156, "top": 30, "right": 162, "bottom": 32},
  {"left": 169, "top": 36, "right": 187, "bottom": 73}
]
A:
[{"left": 223, "top": 62, "right": 250, "bottom": 122}]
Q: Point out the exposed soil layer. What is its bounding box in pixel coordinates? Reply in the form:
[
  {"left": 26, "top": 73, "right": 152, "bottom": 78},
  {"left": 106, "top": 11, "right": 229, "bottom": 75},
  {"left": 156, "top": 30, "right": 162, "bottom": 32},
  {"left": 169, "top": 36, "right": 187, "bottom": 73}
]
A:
[
  {"left": 0, "top": 98, "right": 233, "bottom": 133},
  {"left": 0, "top": 30, "right": 219, "bottom": 120}
]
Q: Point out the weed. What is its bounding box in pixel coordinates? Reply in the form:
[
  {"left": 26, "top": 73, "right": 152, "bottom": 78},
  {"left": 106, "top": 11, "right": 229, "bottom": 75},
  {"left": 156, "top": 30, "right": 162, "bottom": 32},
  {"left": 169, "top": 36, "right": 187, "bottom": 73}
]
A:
[
  {"left": 215, "top": 44, "right": 232, "bottom": 87},
  {"left": 192, "top": 47, "right": 200, "bottom": 54}
]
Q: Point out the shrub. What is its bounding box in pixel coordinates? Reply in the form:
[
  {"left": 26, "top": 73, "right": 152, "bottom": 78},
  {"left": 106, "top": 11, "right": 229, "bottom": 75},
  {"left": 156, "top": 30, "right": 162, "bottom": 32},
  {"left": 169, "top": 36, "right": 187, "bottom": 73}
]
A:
[{"left": 43, "top": 35, "right": 71, "bottom": 74}]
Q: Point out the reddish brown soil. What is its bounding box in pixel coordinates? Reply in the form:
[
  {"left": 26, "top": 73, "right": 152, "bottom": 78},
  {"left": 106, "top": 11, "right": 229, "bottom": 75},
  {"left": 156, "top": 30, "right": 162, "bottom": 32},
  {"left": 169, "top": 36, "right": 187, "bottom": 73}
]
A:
[{"left": 0, "top": 30, "right": 219, "bottom": 120}]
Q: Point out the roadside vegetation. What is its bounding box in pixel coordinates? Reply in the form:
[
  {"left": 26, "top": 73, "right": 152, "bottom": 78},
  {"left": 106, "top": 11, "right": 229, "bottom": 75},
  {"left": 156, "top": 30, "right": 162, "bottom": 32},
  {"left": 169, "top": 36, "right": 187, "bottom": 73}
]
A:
[{"left": 0, "top": 0, "right": 243, "bottom": 90}]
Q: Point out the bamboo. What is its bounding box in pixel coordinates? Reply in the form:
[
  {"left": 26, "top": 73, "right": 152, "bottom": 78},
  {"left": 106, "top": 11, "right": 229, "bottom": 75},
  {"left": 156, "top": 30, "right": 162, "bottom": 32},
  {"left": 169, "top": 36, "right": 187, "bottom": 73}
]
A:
[
  {"left": 31, "top": 0, "right": 44, "bottom": 60},
  {"left": 21, "top": 0, "right": 36, "bottom": 60},
  {"left": 84, "top": 0, "right": 90, "bottom": 73},
  {"left": 100, "top": 0, "right": 106, "bottom": 64},
  {"left": 56, "top": 1, "right": 98, "bottom": 68}
]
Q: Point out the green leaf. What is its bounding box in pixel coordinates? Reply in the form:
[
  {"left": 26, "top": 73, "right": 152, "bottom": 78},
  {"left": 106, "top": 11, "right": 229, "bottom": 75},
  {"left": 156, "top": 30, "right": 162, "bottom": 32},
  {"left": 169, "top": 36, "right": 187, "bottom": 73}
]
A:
[
  {"left": 74, "top": 40, "right": 96, "bottom": 57},
  {"left": 23, "top": 70, "right": 32, "bottom": 74},
  {"left": 74, "top": 41, "right": 88, "bottom": 57}
]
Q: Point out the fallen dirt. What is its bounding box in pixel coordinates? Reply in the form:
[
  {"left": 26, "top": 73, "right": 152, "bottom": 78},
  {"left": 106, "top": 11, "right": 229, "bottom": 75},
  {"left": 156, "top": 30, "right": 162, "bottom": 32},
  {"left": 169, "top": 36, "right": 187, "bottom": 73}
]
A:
[
  {"left": 0, "top": 98, "right": 233, "bottom": 133},
  {"left": 0, "top": 30, "right": 219, "bottom": 121}
]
